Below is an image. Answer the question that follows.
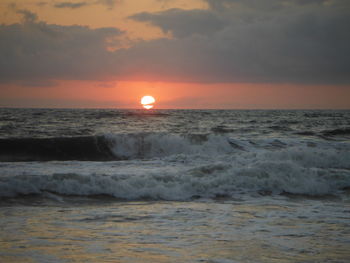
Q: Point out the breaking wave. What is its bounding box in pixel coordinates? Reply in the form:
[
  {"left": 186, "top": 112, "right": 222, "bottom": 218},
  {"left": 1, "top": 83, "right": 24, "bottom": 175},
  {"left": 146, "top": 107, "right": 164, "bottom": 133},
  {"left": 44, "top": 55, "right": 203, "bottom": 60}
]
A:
[
  {"left": 0, "top": 136, "right": 115, "bottom": 161},
  {"left": 5, "top": 131, "right": 348, "bottom": 162},
  {"left": 0, "top": 133, "right": 240, "bottom": 161},
  {"left": 1, "top": 139, "right": 349, "bottom": 200}
]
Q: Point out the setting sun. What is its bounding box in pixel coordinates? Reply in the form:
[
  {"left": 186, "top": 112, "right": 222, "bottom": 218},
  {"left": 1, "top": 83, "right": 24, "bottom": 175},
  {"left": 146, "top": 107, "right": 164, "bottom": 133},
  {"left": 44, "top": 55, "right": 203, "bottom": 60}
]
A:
[{"left": 141, "top": 95, "right": 155, "bottom": 109}]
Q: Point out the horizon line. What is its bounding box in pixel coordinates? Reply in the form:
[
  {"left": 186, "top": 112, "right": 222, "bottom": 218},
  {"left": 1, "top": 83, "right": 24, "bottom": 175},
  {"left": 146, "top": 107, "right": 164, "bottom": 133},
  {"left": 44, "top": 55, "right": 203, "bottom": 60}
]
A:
[{"left": 1, "top": 106, "right": 349, "bottom": 111}]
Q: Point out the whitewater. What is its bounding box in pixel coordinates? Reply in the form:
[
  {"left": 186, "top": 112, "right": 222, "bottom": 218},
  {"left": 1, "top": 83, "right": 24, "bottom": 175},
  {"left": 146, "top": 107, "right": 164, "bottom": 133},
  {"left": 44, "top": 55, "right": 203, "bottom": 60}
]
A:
[{"left": 0, "top": 109, "right": 349, "bottom": 262}]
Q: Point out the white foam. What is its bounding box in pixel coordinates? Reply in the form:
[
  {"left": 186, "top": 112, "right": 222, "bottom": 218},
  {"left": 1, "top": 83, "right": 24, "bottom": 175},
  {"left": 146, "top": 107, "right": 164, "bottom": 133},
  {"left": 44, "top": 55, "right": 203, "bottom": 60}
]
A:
[
  {"left": 0, "top": 138, "right": 349, "bottom": 199},
  {"left": 106, "top": 133, "right": 234, "bottom": 159},
  {"left": 1, "top": 133, "right": 350, "bottom": 198}
]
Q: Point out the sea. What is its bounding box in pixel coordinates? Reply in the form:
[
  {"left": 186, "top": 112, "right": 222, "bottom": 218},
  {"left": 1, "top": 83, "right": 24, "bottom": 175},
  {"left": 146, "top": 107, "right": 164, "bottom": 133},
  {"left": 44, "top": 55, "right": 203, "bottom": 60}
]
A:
[{"left": 0, "top": 108, "right": 349, "bottom": 263}]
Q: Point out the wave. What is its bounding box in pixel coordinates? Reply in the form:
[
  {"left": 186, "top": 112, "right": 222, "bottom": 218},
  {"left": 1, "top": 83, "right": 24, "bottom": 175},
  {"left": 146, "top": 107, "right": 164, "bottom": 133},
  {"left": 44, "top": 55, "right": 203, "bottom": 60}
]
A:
[
  {"left": 321, "top": 128, "right": 350, "bottom": 137},
  {"left": 0, "top": 136, "right": 115, "bottom": 162},
  {"left": 1, "top": 142, "right": 349, "bottom": 200},
  {"left": 294, "top": 131, "right": 316, "bottom": 136},
  {"left": 107, "top": 133, "right": 235, "bottom": 159},
  {"left": 0, "top": 133, "right": 239, "bottom": 162},
  {"left": 1, "top": 163, "right": 349, "bottom": 200},
  {"left": 211, "top": 125, "right": 236, "bottom": 133},
  {"left": 1, "top": 132, "right": 349, "bottom": 162}
]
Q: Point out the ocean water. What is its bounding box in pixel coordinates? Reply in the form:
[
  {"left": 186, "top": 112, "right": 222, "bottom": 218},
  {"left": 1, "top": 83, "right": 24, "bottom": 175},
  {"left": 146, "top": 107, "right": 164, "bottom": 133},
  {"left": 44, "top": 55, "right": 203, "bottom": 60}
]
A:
[{"left": 0, "top": 108, "right": 349, "bottom": 262}]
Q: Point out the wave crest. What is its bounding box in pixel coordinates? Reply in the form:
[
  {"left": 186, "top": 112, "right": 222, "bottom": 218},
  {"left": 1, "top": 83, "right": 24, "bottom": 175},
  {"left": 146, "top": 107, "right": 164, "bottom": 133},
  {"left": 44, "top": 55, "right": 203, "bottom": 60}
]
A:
[
  {"left": 1, "top": 145, "right": 349, "bottom": 200},
  {"left": 0, "top": 133, "right": 236, "bottom": 161}
]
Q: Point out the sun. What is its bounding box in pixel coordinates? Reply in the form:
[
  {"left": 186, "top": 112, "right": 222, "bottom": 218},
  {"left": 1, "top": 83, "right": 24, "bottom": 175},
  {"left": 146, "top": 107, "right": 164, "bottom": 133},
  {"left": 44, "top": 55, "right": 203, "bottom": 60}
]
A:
[{"left": 141, "top": 95, "right": 155, "bottom": 109}]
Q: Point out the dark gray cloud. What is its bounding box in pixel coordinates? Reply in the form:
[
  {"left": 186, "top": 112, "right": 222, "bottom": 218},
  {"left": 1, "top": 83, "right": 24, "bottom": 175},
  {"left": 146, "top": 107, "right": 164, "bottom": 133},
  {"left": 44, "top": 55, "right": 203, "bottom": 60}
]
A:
[
  {"left": 0, "top": 10, "right": 123, "bottom": 83},
  {"left": 54, "top": 2, "right": 88, "bottom": 9},
  {"left": 96, "top": 0, "right": 120, "bottom": 9},
  {"left": 205, "top": 0, "right": 344, "bottom": 11},
  {"left": 52, "top": 0, "right": 119, "bottom": 9},
  {"left": 1, "top": 1, "right": 350, "bottom": 85},
  {"left": 125, "top": 0, "right": 350, "bottom": 84},
  {"left": 129, "top": 8, "right": 225, "bottom": 38},
  {"left": 16, "top": 9, "right": 39, "bottom": 23}
]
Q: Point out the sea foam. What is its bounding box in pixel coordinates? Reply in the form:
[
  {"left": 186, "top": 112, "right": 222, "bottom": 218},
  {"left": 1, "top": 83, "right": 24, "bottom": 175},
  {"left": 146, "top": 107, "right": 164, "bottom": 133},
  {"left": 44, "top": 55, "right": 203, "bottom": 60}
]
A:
[{"left": 1, "top": 135, "right": 349, "bottom": 200}]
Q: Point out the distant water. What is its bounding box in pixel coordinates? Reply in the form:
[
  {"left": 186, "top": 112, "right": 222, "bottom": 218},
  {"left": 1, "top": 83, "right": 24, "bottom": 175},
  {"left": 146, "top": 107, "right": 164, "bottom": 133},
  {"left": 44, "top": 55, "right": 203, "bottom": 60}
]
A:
[{"left": 0, "top": 109, "right": 349, "bottom": 262}]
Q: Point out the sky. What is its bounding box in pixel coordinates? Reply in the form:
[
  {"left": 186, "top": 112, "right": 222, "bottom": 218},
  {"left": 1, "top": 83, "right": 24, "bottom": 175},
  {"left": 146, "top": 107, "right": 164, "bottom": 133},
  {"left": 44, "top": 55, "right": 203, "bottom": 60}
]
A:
[{"left": 0, "top": 0, "right": 349, "bottom": 109}]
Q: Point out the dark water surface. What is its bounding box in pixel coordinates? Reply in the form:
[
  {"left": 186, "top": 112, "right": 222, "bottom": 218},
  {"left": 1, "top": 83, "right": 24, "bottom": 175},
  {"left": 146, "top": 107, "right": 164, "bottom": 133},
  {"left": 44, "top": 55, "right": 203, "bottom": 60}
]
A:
[{"left": 0, "top": 109, "right": 349, "bottom": 262}]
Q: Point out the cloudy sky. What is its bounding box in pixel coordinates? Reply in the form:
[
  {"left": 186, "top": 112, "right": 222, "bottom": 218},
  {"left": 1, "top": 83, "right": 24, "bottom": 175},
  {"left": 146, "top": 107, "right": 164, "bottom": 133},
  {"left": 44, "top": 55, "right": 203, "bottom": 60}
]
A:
[{"left": 0, "top": 0, "right": 349, "bottom": 108}]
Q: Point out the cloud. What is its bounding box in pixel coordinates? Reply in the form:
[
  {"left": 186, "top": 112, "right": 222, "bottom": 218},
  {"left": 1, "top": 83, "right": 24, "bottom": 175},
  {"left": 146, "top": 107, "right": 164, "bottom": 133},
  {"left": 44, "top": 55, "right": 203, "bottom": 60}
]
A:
[
  {"left": 0, "top": 10, "right": 124, "bottom": 83},
  {"left": 205, "top": 0, "right": 339, "bottom": 11},
  {"left": 52, "top": 0, "right": 120, "bottom": 10},
  {"left": 54, "top": 2, "right": 88, "bottom": 9},
  {"left": 96, "top": 0, "right": 120, "bottom": 9},
  {"left": 125, "top": 0, "right": 350, "bottom": 84},
  {"left": 16, "top": 9, "right": 38, "bottom": 23},
  {"left": 129, "top": 8, "right": 225, "bottom": 38},
  {"left": 1, "top": 1, "right": 350, "bottom": 85}
]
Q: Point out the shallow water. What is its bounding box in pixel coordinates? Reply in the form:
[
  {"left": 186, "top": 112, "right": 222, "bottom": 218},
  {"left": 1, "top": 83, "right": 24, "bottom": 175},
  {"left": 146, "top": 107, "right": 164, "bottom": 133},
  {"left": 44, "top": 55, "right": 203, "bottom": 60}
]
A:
[
  {"left": 0, "top": 109, "right": 350, "bottom": 262},
  {"left": 1, "top": 197, "right": 349, "bottom": 263}
]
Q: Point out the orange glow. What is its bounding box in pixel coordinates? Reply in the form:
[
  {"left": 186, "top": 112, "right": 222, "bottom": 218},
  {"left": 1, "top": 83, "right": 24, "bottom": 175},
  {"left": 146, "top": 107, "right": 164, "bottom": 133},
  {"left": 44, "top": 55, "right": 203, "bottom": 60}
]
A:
[
  {"left": 1, "top": 80, "right": 349, "bottom": 109},
  {"left": 141, "top": 95, "right": 156, "bottom": 109}
]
